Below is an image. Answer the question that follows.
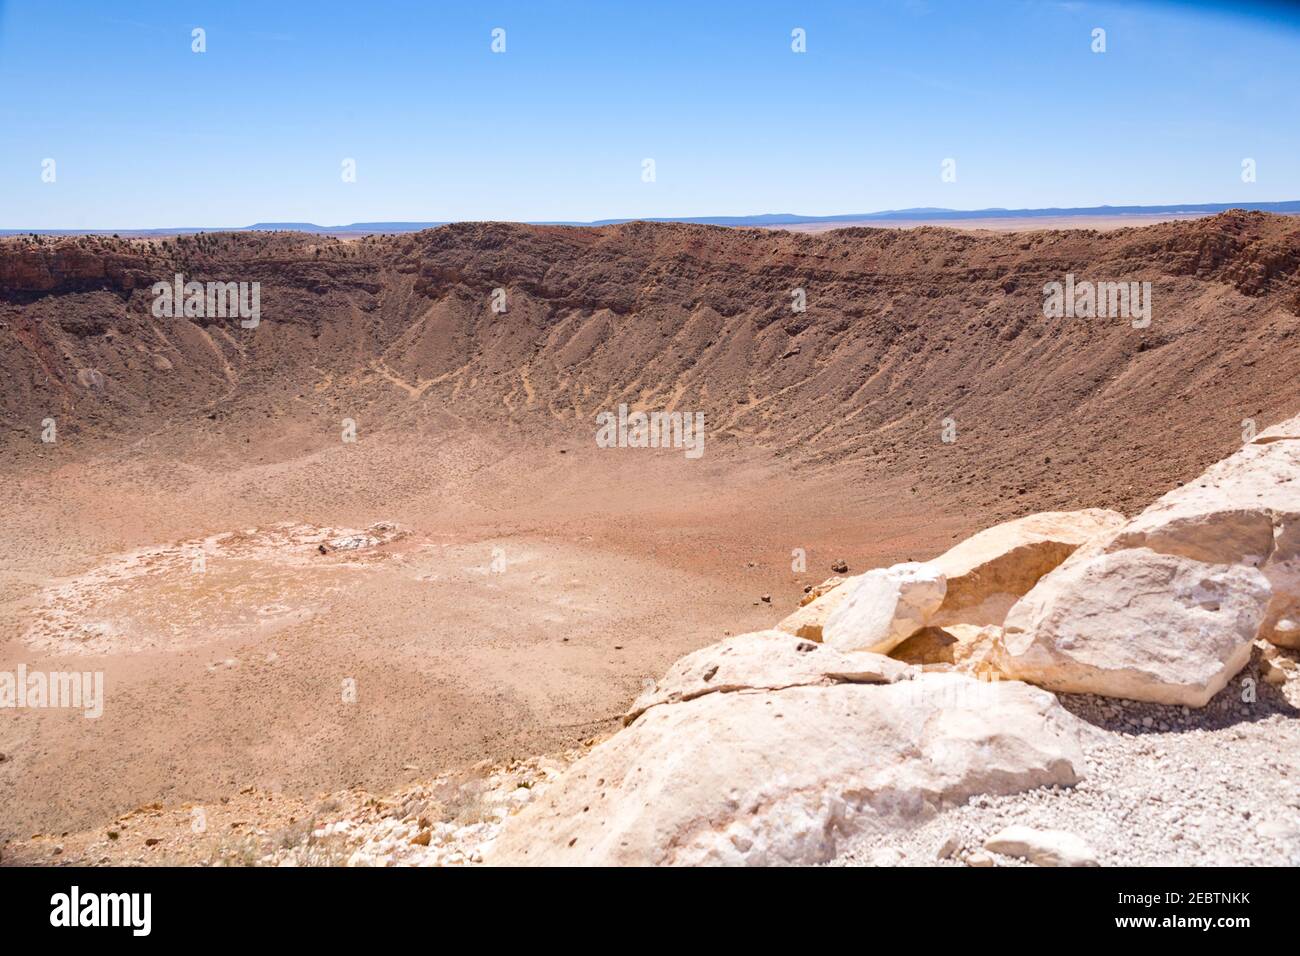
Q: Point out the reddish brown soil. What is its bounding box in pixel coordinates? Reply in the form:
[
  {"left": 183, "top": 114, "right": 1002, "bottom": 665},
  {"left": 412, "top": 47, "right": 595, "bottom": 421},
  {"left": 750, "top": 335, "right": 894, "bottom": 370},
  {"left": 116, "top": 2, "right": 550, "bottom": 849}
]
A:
[{"left": 1, "top": 211, "right": 1298, "bottom": 853}]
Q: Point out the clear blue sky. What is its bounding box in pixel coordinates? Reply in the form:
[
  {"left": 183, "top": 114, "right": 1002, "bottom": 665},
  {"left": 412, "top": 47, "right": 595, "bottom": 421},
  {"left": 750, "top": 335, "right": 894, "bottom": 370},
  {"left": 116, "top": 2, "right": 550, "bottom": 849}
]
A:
[{"left": 2, "top": 0, "right": 1298, "bottom": 228}]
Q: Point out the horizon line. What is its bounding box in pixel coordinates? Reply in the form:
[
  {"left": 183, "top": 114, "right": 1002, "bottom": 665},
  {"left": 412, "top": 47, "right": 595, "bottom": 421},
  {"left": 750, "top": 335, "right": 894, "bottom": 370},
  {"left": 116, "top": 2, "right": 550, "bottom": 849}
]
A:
[{"left": 5, "top": 199, "right": 1299, "bottom": 236}]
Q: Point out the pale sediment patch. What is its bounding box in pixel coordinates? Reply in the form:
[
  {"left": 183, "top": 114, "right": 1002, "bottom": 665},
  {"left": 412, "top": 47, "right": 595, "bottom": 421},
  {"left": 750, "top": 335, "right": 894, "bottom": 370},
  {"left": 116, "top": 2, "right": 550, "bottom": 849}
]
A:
[{"left": 20, "top": 522, "right": 408, "bottom": 655}]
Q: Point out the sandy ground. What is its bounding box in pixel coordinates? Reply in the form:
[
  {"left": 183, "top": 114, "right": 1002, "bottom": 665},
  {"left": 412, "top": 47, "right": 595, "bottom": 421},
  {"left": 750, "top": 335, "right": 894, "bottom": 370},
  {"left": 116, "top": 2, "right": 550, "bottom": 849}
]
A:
[
  {"left": 0, "top": 431, "right": 973, "bottom": 850},
  {"left": 3, "top": 422, "right": 1298, "bottom": 869}
]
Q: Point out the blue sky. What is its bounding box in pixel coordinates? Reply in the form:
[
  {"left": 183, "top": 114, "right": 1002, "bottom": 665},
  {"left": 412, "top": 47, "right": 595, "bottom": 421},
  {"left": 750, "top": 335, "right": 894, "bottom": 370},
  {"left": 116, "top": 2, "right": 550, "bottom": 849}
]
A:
[{"left": 2, "top": 0, "right": 1298, "bottom": 228}]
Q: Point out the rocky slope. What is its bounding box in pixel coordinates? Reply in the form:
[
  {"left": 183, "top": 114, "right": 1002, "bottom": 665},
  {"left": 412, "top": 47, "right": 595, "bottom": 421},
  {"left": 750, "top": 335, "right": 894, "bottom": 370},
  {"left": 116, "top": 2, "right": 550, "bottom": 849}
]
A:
[{"left": 4, "top": 212, "right": 1300, "bottom": 521}]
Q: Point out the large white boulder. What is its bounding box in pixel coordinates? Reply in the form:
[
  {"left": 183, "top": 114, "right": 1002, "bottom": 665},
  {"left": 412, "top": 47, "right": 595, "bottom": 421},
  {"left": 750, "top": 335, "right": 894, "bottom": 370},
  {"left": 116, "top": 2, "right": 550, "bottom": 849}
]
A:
[
  {"left": 925, "top": 509, "right": 1126, "bottom": 627},
  {"left": 1108, "top": 428, "right": 1297, "bottom": 566},
  {"left": 624, "top": 629, "right": 909, "bottom": 723},
  {"left": 488, "top": 669, "right": 1086, "bottom": 866},
  {"left": 1106, "top": 417, "right": 1299, "bottom": 649},
  {"left": 778, "top": 509, "right": 1120, "bottom": 648},
  {"left": 822, "top": 562, "right": 947, "bottom": 655},
  {"left": 998, "top": 547, "right": 1271, "bottom": 706},
  {"left": 997, "top": 415, "right": 1298, "bottom": 702}
]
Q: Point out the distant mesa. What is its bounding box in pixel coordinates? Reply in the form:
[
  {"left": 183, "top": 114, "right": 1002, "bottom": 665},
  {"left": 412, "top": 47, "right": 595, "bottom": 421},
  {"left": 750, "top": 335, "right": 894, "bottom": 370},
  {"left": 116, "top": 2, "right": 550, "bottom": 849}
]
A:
[{"left": 5, "top": 200, "right": 1300, "bottom": 237}]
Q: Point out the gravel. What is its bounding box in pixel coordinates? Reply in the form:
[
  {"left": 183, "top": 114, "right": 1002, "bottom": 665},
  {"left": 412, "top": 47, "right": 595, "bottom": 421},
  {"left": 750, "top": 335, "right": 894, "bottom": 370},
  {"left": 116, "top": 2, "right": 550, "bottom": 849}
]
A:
[{"left": 834, "top": 649, "right": 1300, "bottom": 867}]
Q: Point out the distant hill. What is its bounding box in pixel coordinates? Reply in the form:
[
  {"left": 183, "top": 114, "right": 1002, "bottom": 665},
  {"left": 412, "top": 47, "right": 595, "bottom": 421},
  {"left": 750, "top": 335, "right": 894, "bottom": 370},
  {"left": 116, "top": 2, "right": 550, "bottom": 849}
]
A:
[{"left": 4, "top": 201, "right": 1299, "bottom": 236}]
